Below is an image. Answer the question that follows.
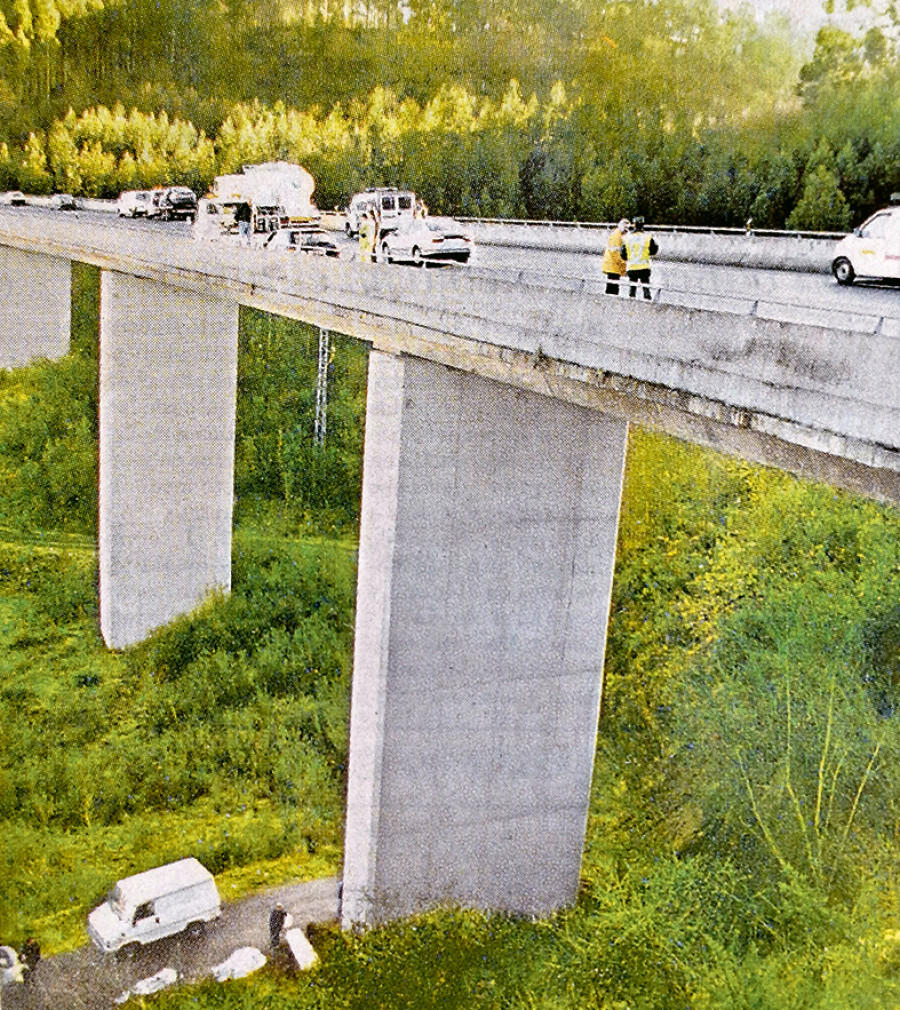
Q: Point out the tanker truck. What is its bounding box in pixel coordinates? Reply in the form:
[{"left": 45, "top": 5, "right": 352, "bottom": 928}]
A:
[{"left": 193, "top": 161, "right": 319, "bottom": 244}]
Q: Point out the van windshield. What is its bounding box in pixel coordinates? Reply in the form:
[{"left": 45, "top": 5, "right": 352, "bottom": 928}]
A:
[{"left": 398, "top": 195, "right": 412, "bottom": 210}]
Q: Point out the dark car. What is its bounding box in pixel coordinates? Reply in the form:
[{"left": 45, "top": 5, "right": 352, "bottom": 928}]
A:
[
  {"left": 266, "top": 228, "right": 340, "bottom": 256},
  {"left": 156, "top": 186, "right": 197, "bottom": 221},
  {"left": 51, "top": 193, "right": 79, "bottom": 211}
]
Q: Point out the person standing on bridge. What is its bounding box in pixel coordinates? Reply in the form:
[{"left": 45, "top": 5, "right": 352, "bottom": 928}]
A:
[
  {"left": 624, "top": 216, "right": 658, "bottom": 300},
  {"left": 359, "top": 210, "right": 376, "bottom": 263},
  {"left": 235, "top": 201, "right": 252, "bottom": 246},
  {"left": 601, "top": 218, "right": 630, "bottom": 295}
]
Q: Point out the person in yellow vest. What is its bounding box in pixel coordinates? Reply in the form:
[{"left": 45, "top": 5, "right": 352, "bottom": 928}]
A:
[
  {"left": 601, "top": 218, "right": 630, "bottom": 295},
  {"left": 359, "top": 210, "right": 376, "bottom": 263},
  {"left": 624, "top": 216, "right": 659, "bottom": 300}
]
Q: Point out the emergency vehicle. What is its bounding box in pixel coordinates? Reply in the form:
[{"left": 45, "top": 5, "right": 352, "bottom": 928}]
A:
[{"left": 193, "top": 162, "right": 319, "bottom": 244}]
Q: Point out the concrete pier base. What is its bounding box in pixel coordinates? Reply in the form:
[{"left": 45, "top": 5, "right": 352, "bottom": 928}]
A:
[
  {"left": 0, "top": 247, "right": 70, "bottom": 369},
  {"left": 99, "top": 272, "right": 239, "bottom": 649},
  {"left": 342, "top": 352, "right": 628, "bottom": 928}
]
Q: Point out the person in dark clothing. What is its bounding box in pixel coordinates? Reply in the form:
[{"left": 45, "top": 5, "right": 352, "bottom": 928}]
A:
[
  {"left": 269, "top": 904, "right": 288, "bottom": 949},
  {"left": 235, "top": 201, "right": 253, "bottom": 245},
  {"left": 19, "top": 938, "right": 40, "bottom": 983}
]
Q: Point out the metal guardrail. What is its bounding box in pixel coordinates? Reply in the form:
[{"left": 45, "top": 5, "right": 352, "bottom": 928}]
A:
[{"left": 456, "top": 217, "right": 847, "bottom": 241}]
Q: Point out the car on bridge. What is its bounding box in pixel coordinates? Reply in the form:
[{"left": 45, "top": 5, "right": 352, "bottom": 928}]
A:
[
  {"left": 265, "top": 227, "right": 340, "bottom": 256},
  {"left": 832, "top": 205, "right": 900, "bottom": 286},
  {"left": 4, "top": 191, "right": 26, "bottom": 206},
  {"left": 155, "top": 186, "right": 198, "bottom": 222},
  {"left": 118, "top": 190, "right": 153, "bottom": 217},
  {"left": 51, "top": 193, "right": 79, "bottom": 211},
  {"left": 379, "top": 217, "right": 473, "bottom": 266}
]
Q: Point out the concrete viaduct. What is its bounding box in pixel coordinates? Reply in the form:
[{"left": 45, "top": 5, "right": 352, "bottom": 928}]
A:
[{"left": 0, "top": 212, "right": 897, "bottom": 931}]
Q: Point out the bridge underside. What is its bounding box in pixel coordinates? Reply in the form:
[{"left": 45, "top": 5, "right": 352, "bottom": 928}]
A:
[{"left": 341, "top": 351, "right": 627, "bottom": 926}]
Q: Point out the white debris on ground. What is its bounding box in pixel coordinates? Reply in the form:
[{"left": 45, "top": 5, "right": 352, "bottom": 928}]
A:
[
  {"left": 284, "top": 928, "right": 318, "bottom": 970},
  {"left": 210, "top": 946, "right": 267, "bottom": 981},
  {"left": 0, "top": 945, "right": 23, "bottom": 985},
  {"left": 114, "top": 966, "right": 179, "bottom": 1003}
]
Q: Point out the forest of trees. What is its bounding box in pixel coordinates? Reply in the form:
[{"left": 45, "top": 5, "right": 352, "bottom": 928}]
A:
[{"left": 1, "top": 0, "right": 900, "bottom": 227}]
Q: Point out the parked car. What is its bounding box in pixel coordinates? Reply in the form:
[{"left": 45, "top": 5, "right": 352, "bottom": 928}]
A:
[
  {"left": 4, "top": 191, "right": 26, "bottom": 206},
  {"left": 87, "top": 857, "right": 221, "bottom": 954},
  {"left": 380, "top": 217, "right": 473, "bottom": 265},
  {"left": 51, "top": 193, "right": 79, "bottom": 211},
  {"left": 266, "top": 227, "right": 340, "bottom": 256},
  {"left": 117, "top": 190, "right": 153, "bottom": 217},
  {"left": 345, "top": 188, "right": 415, "bottom": 237},
  {"left": 832, "top": 204, "right": 900, "bottom": 286},
  {"left": 156, "top": 186, "right": 197, "bottom": 221}
]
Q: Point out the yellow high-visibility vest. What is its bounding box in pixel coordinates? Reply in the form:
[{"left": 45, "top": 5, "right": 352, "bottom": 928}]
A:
[{"left": 625, "top": 232, "right": 652, "bottom": 270}]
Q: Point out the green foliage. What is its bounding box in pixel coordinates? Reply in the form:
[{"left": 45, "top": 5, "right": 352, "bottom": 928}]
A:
[
  {"left": 234, "top": 309, "right": 367, "bottom": 533},
  {"left": 787, "top": 163, "right": 853, "bottom": 231}
]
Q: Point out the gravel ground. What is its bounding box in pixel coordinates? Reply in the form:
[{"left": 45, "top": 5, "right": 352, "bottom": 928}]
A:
[{"left": 3, "top": 877, "right": 341, "bottom": 1009}]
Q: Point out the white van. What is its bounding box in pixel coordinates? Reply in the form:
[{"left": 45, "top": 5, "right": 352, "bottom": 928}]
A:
[
  {"left": 345, "top": 188, "right": 415, "bottom": 236},
  {"left": 117, "top": 190, "right": 153, "bottom": 217},
  {"left": 87, "top": 858, "right": 221, "bottom": 953},
  {"left": 832, "top": 204, "right": 900, "bottom": 285}
]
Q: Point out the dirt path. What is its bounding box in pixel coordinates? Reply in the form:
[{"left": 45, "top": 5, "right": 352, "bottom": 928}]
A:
[{"left": 4, "top": 877, "right": 340, "bottom": 1009}]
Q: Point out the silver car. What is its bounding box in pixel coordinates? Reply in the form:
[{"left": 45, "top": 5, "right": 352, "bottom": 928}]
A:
[{"left": 380, "top": 217, "right": 473, "bottom": 266}]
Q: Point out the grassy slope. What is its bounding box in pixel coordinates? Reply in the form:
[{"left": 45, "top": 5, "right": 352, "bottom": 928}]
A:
[{"left": 3, "top": 266, "right": 900, "bottom": 1005}]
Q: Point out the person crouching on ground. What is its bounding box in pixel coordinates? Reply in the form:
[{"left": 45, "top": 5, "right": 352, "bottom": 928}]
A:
[
  {"left": 601, "top": 218, "right": 630, "bottom": 295},
  {"left": 624, "top": 216, "right": 658, "bottom": 300}
]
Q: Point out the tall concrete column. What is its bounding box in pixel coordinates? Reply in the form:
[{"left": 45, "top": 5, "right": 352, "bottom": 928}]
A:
[
  {"left": 99, "top": 272, "right": 239, "bottom": 649},
  {"left": 342, "top": 351, "right": 629, "bottom": 928},
  {"left": 0, "top": 247, "right": 70, "bottom": 369}
]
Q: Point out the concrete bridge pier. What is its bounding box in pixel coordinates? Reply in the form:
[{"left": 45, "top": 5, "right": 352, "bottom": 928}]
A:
[
  {"left": 99, "top": 272, "right": 239, "bottom": 650},
  {"left": 0, "top": 247, "right": 70, "bottom": 369},
  {"left": 342, "top": 351, "right": 629, "bottom": 928}
]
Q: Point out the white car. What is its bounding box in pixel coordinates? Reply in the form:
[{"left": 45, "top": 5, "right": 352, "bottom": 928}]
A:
[
  {"left": 832, "top": 205, "right": 900, "bottom": 286},
  {"left": 380, "top": 217, "right": 473, "bottom": 266},
  {"left": 117, "top": 190, "right": 153, "bottom": 217},
  {"left": 4, "top": 191, "right": 26, "bottom": 206}
]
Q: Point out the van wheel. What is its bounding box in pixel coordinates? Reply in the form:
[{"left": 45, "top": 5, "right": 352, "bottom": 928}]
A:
[
  {"left": 412, "top": 247, "right": 423, "bottom": 267},
  {"left": 345, "top": 222, "right": 353, "bottom": 236},
  {"left": 832, "top": 257, "right": 855, "bottom": 286},
  {"left": 382, "top": 242, "right": 392, "bottom": 264}
]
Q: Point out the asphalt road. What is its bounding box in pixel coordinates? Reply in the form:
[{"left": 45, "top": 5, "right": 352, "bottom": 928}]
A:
[{"left": 3, "top": 877, "right": 340, "bottom": 1009}]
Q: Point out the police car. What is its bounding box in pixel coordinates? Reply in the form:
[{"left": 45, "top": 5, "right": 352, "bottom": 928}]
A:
[{"left": 832, "top": 201, "right": 900, "bottom": 286}]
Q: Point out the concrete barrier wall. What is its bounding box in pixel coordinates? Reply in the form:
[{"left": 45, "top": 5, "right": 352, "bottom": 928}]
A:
[{"left": 464, "top": 221, "right": 837, "bottom": 274}]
